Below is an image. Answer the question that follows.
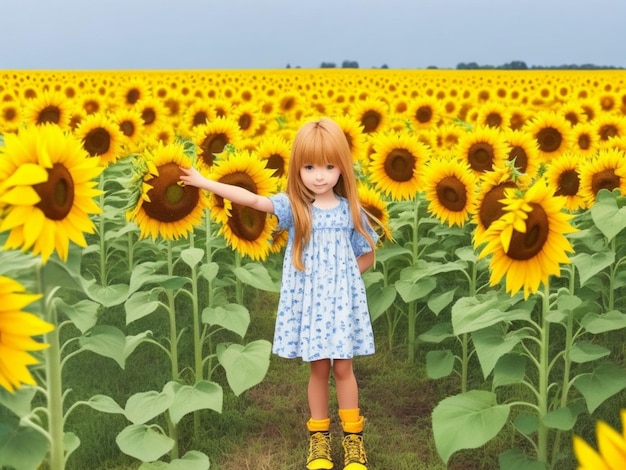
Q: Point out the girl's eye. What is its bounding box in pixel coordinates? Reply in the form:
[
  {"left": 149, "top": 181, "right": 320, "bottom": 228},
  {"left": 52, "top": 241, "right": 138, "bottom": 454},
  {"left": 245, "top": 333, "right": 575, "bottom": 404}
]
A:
[
  {"left": 303, "top": 165, "right": 313, "bottom": 170},
  {"left": 326, "top": 165, "right": 335, "bottom": 170}
]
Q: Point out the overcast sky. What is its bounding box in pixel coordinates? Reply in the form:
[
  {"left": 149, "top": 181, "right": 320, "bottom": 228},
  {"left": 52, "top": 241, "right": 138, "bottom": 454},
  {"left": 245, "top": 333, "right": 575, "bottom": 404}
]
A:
[{"left": 2, "top": 0, "right": 625, "bottom": 70}]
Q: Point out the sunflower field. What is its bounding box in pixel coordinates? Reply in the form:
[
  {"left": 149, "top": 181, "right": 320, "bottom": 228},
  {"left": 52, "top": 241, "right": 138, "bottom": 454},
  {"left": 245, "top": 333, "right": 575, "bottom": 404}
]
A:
[{"left": 1, "top": 68, "right": 626, "bottom": 469}]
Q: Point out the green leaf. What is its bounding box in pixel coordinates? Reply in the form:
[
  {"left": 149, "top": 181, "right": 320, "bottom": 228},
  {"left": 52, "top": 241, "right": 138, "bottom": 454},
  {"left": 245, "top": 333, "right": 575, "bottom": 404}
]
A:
[
  {"left": 79, "top": 326, "right": 150, "bottom": 369},
  {"left": 202, "top": 303, "right": 250, "bottom": 337},
  {"left": 542, "top": 403, "right": 585, "bottom": 431},
  {"left": 0, "top": 423, "right": 49, "bottom": 470},
  {"left": 472, "top": 326, "right": 527, "bottom": 379},
  {"left": 54, "top": 298, "right": 100, "bottom": 334},
  {"left": 395, "top": 277, "right": 436, "bottom": 303},
  {"left": 125, "top": 290, "right": 161, "bottom": 325},
  {"left": 116, "top": 424, "right": 174, "bottom": 463},
  {"left": 427, "top": 288, "right": 457, "bottom": 316},
  {"left": 85, "top": 394, "right": 125, "bottom": 415},
  {"left": 498, "top": 448, "right": 546, "bottom": 470},
  {"left": 232, "top": 263, "right": 279, "bottom": 292},
  {"left": 426, "top": 350, "right": 455, "bottom": 379},
  {"left": 451, "top": 292, "right": 531, "bottom": 335},
  {"left": 513, "top": 412, "right": 539, "bottom": 435},
  {"left": 128, "top": 261, "right": 168, "bottom": 294},
  {"left": 0, "top": 386, "right": 36, "bottom": 418},
  {"left": 418, "top": 322, "right": 455, "bottom": 344},
  {"left": 139, "top": 451, "right": 211, "bottom": 470},
  {"left": 574, "top": 362, "right": 626, "bottom": 413},
  {"left": 365, "top": 283, "right": 396, "bottom": 322},
  {"left": 217, "top": 340, "right": 272, "bottom": 396},
  {"left": 569, "top": 341, "right": 611, "bottom": 363},
  {"left": 493, "top": 354, "right": 527, "bottom": 388},
  {"left": 199, "top": 262, "right": 219, "bottom": 282},
  {"left": 125, "top": 389, "right": 175, "bottom": 425},
  {"left": 86, "top": 283, "right": 131, "bottom": 308},
  {"left": 432, "top": 390, "right": 511, "bottom": 464},
  {"left": 455, "top": 245, "right": 477, "bottom": 263},
  {"left": 180, "top": 247, "right": 204, "bottom": 268},
  {"left": 581, "top": 310, "right": 626, "bottom": 334},
  {"left": 64, "top": 432, "right": 80, "bottom": 461},
  {"left": 590, "top": 188, "right": 626, "bottom": 241},
  {"left": 571, "top": 251, "right": 615, "bottom": 286},
  {"left": 165, "top": 380, "right": 223, "bottom": 425},
  {"left": 374, "top": 245, "right": 412, "bottom": 263}
]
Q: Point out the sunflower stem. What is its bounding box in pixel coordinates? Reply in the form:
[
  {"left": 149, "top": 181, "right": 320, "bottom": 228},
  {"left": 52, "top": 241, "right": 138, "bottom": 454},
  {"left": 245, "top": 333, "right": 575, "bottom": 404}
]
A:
[
  {"left": 609, "top": 237, "right": 616, "bottom": 311},
  {"left": 39, "top": 263, "right": 66, "bottom": 469},
  {"left": 407, "top": 196, "right": 420, "bottom": 363},
  {"left": 189, "top": 233, "right": 203, "bottom": 439},
  {"left": 235, "top": 251, "right": 243, "bottom": 305},
  {"left": 205, "top": 210, "right": 214, "bottom": 309},
  {"left": 461, "top": 260, "right": 477, "bottom": 393},
  {"left": 98, "top": 173, "right": 107, "bottom": 285},
  {"left": 536, "top": 280, "right": 551, "bottom": 467},
  {"left": 166, "top": 241, "right": 179, "bottom": 381}
]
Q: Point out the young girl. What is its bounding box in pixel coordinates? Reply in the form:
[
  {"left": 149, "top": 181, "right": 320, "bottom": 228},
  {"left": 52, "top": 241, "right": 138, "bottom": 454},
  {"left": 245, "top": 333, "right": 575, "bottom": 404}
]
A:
[{"left": 180, "top": 117, "right": 378, "bottom": 470}]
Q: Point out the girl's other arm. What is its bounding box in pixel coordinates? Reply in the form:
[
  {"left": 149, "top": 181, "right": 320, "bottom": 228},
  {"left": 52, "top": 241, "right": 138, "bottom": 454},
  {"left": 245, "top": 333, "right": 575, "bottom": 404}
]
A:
[
  {"left": 179, "top": 166, "right": 274, "bottom": 213},
  {"left": 356, "top": 250, "right": 375, "bottom": 274}
]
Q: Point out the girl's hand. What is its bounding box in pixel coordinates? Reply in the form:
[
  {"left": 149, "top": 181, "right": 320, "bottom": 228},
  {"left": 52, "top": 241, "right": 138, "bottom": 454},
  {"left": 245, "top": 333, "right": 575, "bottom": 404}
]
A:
[{"left": 179, "top": 166, "right": 206, "bottom": 189}]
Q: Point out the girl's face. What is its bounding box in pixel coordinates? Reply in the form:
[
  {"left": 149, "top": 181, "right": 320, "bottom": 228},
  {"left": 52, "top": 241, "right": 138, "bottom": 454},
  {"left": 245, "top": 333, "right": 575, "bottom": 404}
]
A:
[{"left": 300, "top": 163, "right": 341, "bottom": 199}]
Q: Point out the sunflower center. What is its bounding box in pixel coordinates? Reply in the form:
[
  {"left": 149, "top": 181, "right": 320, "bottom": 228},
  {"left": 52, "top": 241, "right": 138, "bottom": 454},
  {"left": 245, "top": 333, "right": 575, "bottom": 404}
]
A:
[
  {"left": 143, "top": 162, "right": 200, "bottom": 222},
  {"left": 265, "top": 153, "right": 285, "bottom": 178},
  {"left": 508, "top": 146, "right": 528, "bottom": 172},
  {"left": 591, "top": 169, "right": 620, "bottom": 196},
  {"left": 415, "top": 106, "right": 433, "bottom": 124},
  {"left": 555, "top": 169, "right": 580, "bottom": 196},
  {"left": 467, "top": 143, "right": 494, "bottom": 172},
  {"left": 536, "top": 127, "right": 562, "bottom": 153},
  {"left": 578, "top": 133, "right": 591, "bottom": 150},
  {"left": 126, "top": 89, "right": 140, "bottom": 105},
  {"left": 192, "top": 111, "right": 209, "bottom": 127},
  {"left": 238, "top": 113, "right": 252, "bottom": 131},
  {"left": 506, "top": 203, "right": 549, "bottom": 261},
  {"left": 598, "top": 124, "right": 618, "bottom": 141},
  {"left": 84, "top": 127, "right": 111, "bottom": 156},
  {"left": 227, "top": 204, "right": 266, "bottom": 242},
  {"left": 120, "top": 120, "right": 136, "bottom": 137},
  {"left": 37, "top": 106, "right": 61, "bottom": 125},
  {"left": 361, "top": 110, "right": 382, "bottom": 133},
  {"left": 478, "top": 182, "right": 517, "bottom": 229},
  {"left": 34, "top": 163, "right": 75, "bottom": 220},
  {"left": 384, "top": 148, "right": 416, "bottom": 182},
  {"left": 436, "top": 176, "right": 467, "bottom": 211},
  {"left": 199, "top": 133, "right": 228, "bottom": 167},
  {"left": 218, "top": 172, "right": 258, "bottom": 208},
  {"left": 485, "top": 112, "right": 503, "bottom": 128},
  {"left": 141, "top": 108, "right": 156, "bottom": 126}
]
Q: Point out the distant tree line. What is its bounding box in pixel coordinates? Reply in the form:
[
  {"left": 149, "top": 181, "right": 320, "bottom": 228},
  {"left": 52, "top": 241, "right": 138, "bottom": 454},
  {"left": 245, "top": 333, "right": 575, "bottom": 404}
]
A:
[{"left": 286, "top": 60, "right": 623, "bottom": 70}]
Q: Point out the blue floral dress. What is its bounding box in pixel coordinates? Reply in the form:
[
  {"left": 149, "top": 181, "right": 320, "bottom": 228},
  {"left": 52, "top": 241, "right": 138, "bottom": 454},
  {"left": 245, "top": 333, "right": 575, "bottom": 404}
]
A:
[{"left": 269, "top": 193, "right": 378, "bottom": 361}]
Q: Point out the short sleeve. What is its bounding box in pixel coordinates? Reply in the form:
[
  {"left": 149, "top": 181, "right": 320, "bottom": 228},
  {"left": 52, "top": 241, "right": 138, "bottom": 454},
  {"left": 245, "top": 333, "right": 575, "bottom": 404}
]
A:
[
  {"left": 269, "top": 193, "right": 293, "bottom": 229},
  {"left": 351, "top": 210, "right": 379, "bottom": 258}
]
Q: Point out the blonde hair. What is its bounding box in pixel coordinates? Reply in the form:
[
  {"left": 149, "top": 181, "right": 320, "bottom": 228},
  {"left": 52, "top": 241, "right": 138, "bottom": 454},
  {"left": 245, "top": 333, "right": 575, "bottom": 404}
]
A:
[{"left": 286, "top": 117, "right": 376, "bottom": 270}]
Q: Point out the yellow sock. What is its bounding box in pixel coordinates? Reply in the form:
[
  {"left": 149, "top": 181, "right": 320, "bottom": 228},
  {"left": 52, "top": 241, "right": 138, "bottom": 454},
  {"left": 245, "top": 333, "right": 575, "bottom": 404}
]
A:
[
  {"left": 339, "top": 408, "right": 364, "bottom": 434},
  {"left": 307, "top": 417, "right": 331, "bottom": 432}
]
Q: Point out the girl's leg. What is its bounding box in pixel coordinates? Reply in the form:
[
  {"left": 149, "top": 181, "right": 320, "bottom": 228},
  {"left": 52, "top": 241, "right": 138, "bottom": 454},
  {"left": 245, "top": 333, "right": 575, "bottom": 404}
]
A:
[
  {"left": 308, "top": 359, "right": 331, "bottom": 419},
  {"left": 333, "top": 359, "right": 358, "bottom": 409}
]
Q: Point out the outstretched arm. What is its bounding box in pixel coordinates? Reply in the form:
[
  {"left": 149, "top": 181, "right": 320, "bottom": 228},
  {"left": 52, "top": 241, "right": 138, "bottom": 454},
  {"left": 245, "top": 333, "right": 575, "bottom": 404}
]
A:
[{"left": 179, "top": 166, "right": 274, "bottom": 213}]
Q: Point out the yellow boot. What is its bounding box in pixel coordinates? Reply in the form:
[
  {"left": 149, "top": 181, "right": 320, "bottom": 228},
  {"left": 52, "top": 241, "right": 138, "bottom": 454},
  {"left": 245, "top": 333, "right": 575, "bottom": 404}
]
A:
[
  {"left": 339, "top": 409, "right": 367, "bottom": 470},
  {"left": 306, "top": 418, "right": 333, "bottom": 470}
]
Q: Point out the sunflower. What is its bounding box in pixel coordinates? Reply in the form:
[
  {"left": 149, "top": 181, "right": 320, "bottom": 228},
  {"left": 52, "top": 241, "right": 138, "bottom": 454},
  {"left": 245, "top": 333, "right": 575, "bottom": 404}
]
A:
[
  {"left": 134, "top": 97, "right": 169, "bottom": 135},
  {"left": 570, "top": 122, "right": 600, "bottom": 157},
  {"left": 367, "top": 130, "right": 429, "bottom": 201},
  {"left": 207, "top": 150, "right": 278, "bottom": 260},
  {"left": 579, "top": 148, "right": 626, "bottom": 207},
  {"left": 475, "top": 180, "right": 576, "bottom": 299},
  {"left": 192, "top": 117, "right": 243, "bottom": 171},
  {"left": 0, "top": 101, "right": 21, "bottom": 134},
  {"left": 232, "top": 102, "right": 262, "bottom": 138},
  {"left": 0, "top": 124, "right": 103, "bottom": 263},
  {"left": 594, "top": 114, "right": 626, "bottom": 143},
  {"left": 334, "top": 114, "right": 367, "bottom": 164},
  {"left": 117, "top": 79, "right": 150, "bottom": 107},
  {"left": 406, "top": 96, "right": 443, "bottom": 130},
  {"left": 471, "top": 165, "right": 520, "bottom": 243},
  {"left": 127, "top": 142, "right": 208, "bottom": 240},
  {"left": 24, "top": 90, "right": 71, "bottom": 128},
  {"left": 180, "top": 100, "right": 215, "bottom": 136},
  {"left": 573, "top": 409, "right": 626, "bottom": 470},
  {"left": 423, "top": 156, "right": 477, "bottom": 227},
  {"left": 544, "top": 152, "right": 586, "bottom": 211},
  {"left": 255, "top": 133, "right": 291, "bottom": 181},
  {"left": 352, "top": 98, "right": 389, "bottom": 134},
  {"left": 0, "top": 275, "right": 54, "bottom": 393},
  {"left": 559, "top": 101, "right": 588, "bottom": 127},
  {"left": 523, "top": 111, "right": 573, "bottom": 162},
  {"left": 455, "top": 125, "right": 509, "bottom": 175},
  {"left": 74, "top": 112, "right": 125, "bottom": 166},
  {"left": 113, "top": 107, "right": 145, "bottom": 153},
  {"left": 502, "top": 129, "right": 540, "bottom": 177},
  {"left": 357, "top": 183, "right": 392, "bottom": 240},
  {"left": 475, "top": 101, "right": 510, "bottom": 129}
]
